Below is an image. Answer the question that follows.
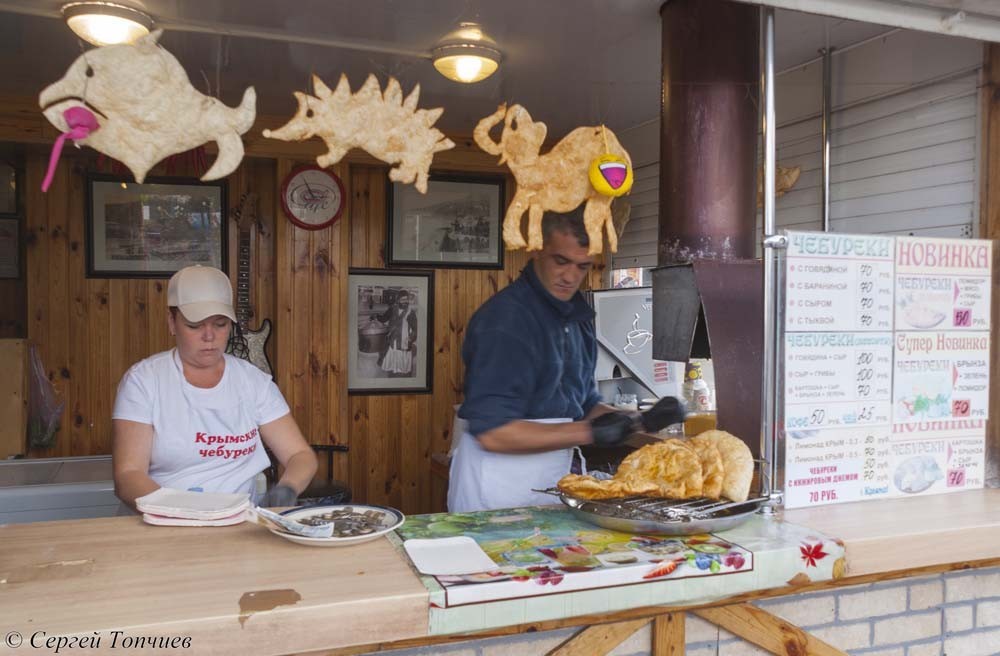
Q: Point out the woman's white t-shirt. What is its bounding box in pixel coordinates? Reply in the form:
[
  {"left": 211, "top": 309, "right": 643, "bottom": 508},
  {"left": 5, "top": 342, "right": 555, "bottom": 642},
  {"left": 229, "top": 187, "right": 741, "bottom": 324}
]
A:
[{"left": 112, "top": 349, "right": 290, "bottom": 496}]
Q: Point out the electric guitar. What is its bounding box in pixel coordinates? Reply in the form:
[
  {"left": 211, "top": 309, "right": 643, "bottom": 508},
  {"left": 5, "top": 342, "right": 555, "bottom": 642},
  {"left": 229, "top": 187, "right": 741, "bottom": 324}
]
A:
[{"left": 226, "top": 192, "right": 274, "bottom": 377}]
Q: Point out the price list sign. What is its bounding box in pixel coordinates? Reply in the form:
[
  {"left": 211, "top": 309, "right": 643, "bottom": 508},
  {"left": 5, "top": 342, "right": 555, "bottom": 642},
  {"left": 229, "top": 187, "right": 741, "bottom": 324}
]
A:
[
  {"left": 888, "top": 429, "right": 986, "bottom": 498},
  {"left": 784, "top": 427, "right": 891, "bottom": 508},
  {"left": 785, "top": 332, "right": 892, "bottom": 431},
  {"left": 892, "top": 332, "right": 990, "bottom": 427},
  {"left": 786, "top": 233, "right": 894, "bottom": 332},
  {"left": 895, "top": 237, "right": 992, "bottom": 332},
  {"left": 783, "top": 232, "right": 896, "bottom": 508},
  {"left": 783, "top": 232, "right": 993, "bottom": 508},
  {"left": 885, "top": 238, "right": 991, "bottom": 499}
]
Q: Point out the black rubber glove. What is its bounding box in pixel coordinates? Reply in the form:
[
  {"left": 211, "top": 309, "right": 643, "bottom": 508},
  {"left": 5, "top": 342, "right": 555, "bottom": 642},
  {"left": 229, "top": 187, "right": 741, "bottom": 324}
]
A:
[
  {"left": 589, "top": 411, "right": 638, "bottom": 447},
  {"left": 261, "top": 484, "right": 298, "bottom": 508},
  {"left": 640, "top": 396, "right": 687, "bottom": 432}
]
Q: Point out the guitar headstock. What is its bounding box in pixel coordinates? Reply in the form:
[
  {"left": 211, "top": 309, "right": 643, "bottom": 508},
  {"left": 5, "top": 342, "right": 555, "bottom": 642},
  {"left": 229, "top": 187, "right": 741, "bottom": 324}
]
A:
[{"left": 231, "top": 191, "right": 264, "bottom": 235}]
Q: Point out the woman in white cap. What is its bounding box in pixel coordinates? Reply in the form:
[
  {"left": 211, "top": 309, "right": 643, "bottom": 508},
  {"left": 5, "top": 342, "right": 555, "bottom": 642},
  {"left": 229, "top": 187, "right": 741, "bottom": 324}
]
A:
[{"left": 111, "top": 265, "right": 317, "bottom": 511}]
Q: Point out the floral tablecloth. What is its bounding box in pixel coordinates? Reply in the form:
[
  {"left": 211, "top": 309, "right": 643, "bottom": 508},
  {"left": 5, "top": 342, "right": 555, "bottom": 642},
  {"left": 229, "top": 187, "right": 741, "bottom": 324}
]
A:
[{"left": 391, "top": 505, "right": 845, "bottom": 635}]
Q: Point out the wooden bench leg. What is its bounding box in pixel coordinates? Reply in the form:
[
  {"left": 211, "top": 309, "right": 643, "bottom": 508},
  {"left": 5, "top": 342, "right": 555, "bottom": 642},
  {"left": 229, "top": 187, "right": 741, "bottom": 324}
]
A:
[
  {"left": 695, "top": 604, "right": 848, "bottom": 655},
  {"left": 652, "top": 612, "right": 685, "bottom": 655}
]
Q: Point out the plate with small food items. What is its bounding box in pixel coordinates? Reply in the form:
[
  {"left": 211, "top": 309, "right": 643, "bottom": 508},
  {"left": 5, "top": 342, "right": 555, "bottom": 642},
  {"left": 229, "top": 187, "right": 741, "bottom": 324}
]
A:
[{"left": 268, "top": 504, "right": 405, "bottom": 547}]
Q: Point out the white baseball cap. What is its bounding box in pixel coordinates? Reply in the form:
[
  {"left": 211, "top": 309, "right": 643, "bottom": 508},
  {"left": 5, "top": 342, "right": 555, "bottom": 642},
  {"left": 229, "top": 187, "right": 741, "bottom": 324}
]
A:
[{"left": 167, "top": 265, "right": 236, "bottom": 323}]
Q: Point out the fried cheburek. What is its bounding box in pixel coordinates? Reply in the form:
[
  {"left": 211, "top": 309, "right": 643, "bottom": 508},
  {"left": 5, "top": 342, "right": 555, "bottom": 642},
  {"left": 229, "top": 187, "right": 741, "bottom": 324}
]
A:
[
  {"left": 557, "top": 431, "right": 754, "bottom": 502},
  {"left": 555, "top": 474, "right": 657, "bottom": 500},
  {"left": 616, "top": 438, "right": 704, "bottom": 498},
  {"left": 685, "top": 435, "right": 725, "bottom": 499},
  {"left": 694, "top": 430, "right": 754, "bottom": 503}
]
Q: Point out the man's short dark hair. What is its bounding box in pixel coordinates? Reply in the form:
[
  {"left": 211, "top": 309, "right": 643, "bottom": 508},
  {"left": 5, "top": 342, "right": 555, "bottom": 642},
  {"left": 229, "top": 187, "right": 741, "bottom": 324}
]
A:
[{"left": 542, "top": 208, "right": 589, "bottom": 247}]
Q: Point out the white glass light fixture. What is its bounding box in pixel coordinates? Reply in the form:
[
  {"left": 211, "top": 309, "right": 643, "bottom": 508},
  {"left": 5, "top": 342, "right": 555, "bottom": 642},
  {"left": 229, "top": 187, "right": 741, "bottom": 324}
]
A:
[
  {"left": 432, "top": 22, "right": 502, "bottom": 84},
  {"left": 62, "top": 2, "right": 154, "bottom": 46}
]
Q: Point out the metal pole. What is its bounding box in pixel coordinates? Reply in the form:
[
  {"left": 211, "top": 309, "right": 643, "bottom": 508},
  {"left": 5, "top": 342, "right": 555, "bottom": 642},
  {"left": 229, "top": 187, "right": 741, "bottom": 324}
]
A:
[
  {"left": 821, "top": 46, "right": 833, "bottom": 232},
  {"left": 760, "top": 7, "right": 780, "bottom": 507}
]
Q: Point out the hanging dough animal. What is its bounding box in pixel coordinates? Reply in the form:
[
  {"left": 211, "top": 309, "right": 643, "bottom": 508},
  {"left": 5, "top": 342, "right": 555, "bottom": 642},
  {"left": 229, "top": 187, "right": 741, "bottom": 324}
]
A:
[
  {"left": 473, "top": 104, "right": 633, "bottom": 256},
  {"left": 263, "top": 74, "right": 454, "bottom": 194},
  {"left": 756, "top": 164, "right": 802, "bottom": 208},
  {"left": 38, "top": 30, "right": 255, "bottom": 186}
]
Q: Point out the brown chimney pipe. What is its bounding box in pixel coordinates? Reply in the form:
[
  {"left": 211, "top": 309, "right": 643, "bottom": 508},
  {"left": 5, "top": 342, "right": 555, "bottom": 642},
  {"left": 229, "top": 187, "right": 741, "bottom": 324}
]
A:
[
  {"left": 658, "top": 0, "right": 760, "bottom": 264},
  {"left": 654, "top": 0, "right": 763, "bottom": 455}
]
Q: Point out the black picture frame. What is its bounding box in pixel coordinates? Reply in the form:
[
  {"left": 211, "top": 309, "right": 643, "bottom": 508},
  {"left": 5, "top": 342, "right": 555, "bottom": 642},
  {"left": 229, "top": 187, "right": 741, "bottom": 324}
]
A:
[
  {"left": 0, "top": 217, "right": 19, "bottom": 279},
  {"left": 86, "top": 173, "right": 227, "bottom": 278},
  {"left": 0, "top": 161, "right": 20, "bottom": 218},
  {"left": 386, "top": 173, "right": 505, "bottom": 269},
  {"left": 347, "top": 268, "right": 434, "bottom": 395}
]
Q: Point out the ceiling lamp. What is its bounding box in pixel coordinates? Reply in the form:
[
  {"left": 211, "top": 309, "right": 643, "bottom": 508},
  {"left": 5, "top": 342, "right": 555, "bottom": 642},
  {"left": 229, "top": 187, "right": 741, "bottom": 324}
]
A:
[
  {"left": 62, "top": 2, "right": 154, "bottom": 46},
  {"left": 432, "top": 22, "right": 502, "bottom": 84}
]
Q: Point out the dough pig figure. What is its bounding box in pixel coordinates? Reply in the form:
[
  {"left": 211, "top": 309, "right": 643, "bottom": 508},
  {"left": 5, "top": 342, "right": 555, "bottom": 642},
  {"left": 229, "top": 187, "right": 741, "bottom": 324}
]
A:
[{"left": 39, "top": 30, "right": 256, "bottom": 184}]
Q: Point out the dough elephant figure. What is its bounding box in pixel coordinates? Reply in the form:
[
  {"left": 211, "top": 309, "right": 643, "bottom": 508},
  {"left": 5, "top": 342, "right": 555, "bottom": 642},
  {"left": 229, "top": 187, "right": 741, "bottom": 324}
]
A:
[{"left": 474, "top": 103, "right": 632, "bottom": 256}]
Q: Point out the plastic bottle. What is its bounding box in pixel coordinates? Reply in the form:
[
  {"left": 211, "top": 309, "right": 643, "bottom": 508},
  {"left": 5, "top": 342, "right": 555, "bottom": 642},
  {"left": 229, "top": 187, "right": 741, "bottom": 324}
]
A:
[{"left": 682, "top": 362, "right": 712, "bottom": 412}]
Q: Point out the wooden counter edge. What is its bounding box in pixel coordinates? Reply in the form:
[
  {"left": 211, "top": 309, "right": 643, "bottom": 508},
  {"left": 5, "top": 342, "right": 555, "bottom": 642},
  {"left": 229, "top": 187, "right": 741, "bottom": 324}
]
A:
[{"left": 301, "top": 556, "right": 1000, "bottom": 656}]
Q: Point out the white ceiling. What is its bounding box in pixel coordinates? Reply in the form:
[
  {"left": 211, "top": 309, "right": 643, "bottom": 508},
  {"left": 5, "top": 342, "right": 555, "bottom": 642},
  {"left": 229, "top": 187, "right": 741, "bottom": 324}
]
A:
[{"left": 0, "top": 0, "right": 976, "bottom": 136}]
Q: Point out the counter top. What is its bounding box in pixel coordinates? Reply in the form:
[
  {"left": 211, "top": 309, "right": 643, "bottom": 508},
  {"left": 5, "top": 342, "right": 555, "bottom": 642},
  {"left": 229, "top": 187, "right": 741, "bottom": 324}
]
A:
[
  {"left": 783, "top": 487, "right": 1000, "bottom": 577},
  {"left": 4, "top": 490, "right": 1000, "bottom": 655},
  {"left": 0, "top": 517, "right": 429, "bottom": 654}
]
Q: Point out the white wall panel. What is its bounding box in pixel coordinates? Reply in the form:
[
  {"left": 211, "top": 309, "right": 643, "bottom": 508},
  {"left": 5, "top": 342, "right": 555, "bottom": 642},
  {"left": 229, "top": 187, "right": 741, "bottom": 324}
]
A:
[
  {"left": 617, "top": 28, "right": 983, "bottom": 268},
  {"left": 611, "top": 163, "right": 659, "bottom": 269}
]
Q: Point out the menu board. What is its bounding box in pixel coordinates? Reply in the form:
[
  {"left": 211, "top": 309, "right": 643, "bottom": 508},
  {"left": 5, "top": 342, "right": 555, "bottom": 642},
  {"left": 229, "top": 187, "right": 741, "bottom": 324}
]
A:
[
  {"left": 895, "top": 237, "right": 991, "bottom": 331},
  {"left": 785, "top": 332, "right": 893, "bottom": 431},
  {"left": 784, "top": 426, "right": 891, "bottom": 508},
  {"left": 783, "top": 232, "right": 992, "bottom": 509},
  {"left": 785, "top": 233, "right": 894, "bottom": 332}
]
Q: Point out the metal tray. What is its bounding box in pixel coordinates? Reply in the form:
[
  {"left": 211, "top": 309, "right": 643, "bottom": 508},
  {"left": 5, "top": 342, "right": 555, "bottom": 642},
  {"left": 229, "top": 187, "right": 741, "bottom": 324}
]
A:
[{"left": 553, "top": 492, "right": 765, "bottom": 536}]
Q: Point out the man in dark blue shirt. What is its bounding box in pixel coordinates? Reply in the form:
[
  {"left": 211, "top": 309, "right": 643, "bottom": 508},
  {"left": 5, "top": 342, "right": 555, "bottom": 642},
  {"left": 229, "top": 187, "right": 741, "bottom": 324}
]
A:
[{"left": 448, "top": 210, "right": 678, "bottom": 511}]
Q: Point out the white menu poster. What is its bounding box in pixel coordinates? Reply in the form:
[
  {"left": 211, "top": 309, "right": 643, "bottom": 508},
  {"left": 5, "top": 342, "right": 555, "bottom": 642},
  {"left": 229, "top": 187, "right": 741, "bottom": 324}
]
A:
[
  {"left": 784, "top": 426, "right": 892, "bottom": 508},
  {"left": 893, "top": 332, "right": 990, "bottom": 426},
  {"left": 895, "top": 237, "right": 991, "bottom": 332},
  {"left": 785, "top": 332, "right": 893, "bottom": 431},
  {"left": 888, "top": 237, "right": 991, "bottom": 498},
  {"left": 888, "top": 428, "right": 986, "bottom": 498},
  {"left": 783, "top": 232, "right": 991, "bottom": 509},
  {"left": 785, "top": 232, "right": 894, "bottom": 332},
  {"left": 784, "top": 233, "right": 895, "bottom": 508}
]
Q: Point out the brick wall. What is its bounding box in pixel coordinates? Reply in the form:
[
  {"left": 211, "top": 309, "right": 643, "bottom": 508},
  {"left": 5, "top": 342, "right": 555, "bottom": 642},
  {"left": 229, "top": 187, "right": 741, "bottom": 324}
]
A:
[{"left": 370, "top": 567, "right": 1000, "bottom": 656}]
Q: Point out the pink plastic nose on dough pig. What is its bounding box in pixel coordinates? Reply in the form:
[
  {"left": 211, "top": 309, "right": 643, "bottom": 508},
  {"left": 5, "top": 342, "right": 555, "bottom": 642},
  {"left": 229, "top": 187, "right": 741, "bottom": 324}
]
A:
[{"left": 41, "top": 106, "right": 100, "bottom": 192}]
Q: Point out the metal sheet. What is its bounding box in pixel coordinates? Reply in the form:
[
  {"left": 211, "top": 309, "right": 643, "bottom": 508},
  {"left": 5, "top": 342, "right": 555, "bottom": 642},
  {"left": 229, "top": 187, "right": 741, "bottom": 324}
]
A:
[
  {"left": 693, "top": 259, "right": 764, "bottom": 459},
  {"left": 592, "top": 287, "right": 680, "bottom": 398},
  {"left": 651, "top": 265, "right": 710, "bottom": 362}
]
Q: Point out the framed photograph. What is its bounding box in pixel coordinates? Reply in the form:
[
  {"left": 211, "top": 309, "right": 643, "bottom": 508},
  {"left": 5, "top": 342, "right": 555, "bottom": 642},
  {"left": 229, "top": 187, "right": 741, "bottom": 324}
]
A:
[
  {"left": 387, "top": 173, "right": 505, "bottom": 269},
  {"left": 0, "top": 161, "right": 19, "bottom": 217},
  {"left": 86, "top": 173, "right": 227, "bottom": 277},
  {"left": 348, "top": 269, "right": 434, "bottom": 394},
  {"left": 0, "top": 217, "right": 18, "bottom": 279}
]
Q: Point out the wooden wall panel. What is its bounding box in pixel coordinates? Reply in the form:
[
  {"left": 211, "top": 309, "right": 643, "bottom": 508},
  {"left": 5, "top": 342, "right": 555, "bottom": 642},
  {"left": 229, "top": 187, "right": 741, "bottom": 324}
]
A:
[
  {"left": 342, "top": 166, "right": 603, "bottom": 513},
  {"left": 11, "top": 118, "right": 605, "bottom": 513},
  {"left": 23, "top": 151, "right": 229, "bottom": 457},
  {"left": 0, "top": 339, "right": 26, "bottom": 457}
]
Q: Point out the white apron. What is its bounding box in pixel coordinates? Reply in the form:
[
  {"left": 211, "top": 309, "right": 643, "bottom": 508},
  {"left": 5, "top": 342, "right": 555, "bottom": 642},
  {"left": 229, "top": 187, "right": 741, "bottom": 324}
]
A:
[{"left": 447, "top": 418, "right": 575, "bottom": 512}]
